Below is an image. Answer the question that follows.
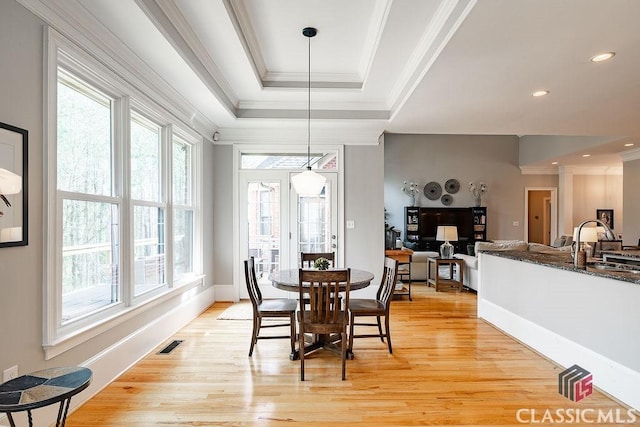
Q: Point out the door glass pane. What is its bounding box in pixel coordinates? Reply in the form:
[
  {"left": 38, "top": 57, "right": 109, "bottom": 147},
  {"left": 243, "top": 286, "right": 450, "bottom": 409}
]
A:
[
  {"left": 61, "top": 200, "right": 119, "bottom": 322},
  {"left": 133, "top": 205, "right": 165, "bottom": 295},
  {"left": 298, "top": 184, "right": 331, "bottom": 256},
  {"left": 247, "top": 182, "right": 280, "bottom": 284}
]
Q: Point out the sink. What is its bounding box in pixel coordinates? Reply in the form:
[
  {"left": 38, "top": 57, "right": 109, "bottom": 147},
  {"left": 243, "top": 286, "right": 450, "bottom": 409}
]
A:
[{"left": 592, "top": 263, "right": 640, "bottom": 274}]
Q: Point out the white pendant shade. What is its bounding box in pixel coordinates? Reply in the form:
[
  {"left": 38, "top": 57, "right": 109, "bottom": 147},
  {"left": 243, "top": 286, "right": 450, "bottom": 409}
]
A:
[
  {"left": 0, "top": 168, "right": 21, "bottom": 195},
  {"left": 291, "top": 169, "right": 326, "bottom": 196}
]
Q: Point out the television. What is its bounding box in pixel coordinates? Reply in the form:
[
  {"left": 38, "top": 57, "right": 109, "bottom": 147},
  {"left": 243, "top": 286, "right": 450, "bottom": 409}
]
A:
[{"left": 418, "top": 208, "right": 474, "bottom": 244}]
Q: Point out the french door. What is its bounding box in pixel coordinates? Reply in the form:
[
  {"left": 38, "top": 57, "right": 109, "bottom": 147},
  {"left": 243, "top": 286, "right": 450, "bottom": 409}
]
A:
[{"left": 239, "top": 171, "right": 338, "bottom": 298}]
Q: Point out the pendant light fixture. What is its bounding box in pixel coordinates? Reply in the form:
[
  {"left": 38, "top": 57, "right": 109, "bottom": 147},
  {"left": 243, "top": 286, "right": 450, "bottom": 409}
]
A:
[{"left": 291, "top": 27, "right": 326, "bottom": 196}]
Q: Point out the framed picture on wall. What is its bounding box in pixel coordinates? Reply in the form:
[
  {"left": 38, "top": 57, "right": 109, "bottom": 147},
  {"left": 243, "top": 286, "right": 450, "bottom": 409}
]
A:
[
  {"left": 596, "top": 209, "right": 614, "bottom": 230},
  {"left": 0, "top": 121, "right": 28, "bottom": 248}
]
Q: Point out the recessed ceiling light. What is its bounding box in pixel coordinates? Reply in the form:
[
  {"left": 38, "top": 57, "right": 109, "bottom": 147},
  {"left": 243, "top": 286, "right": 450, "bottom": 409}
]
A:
[
  {"left": 624, "top": 143, "right": 634, "bottom": 147},
  {"left": 551, "top": 161, "right": 559, "bottom": 165},
  {"left": 590, "top": 52, "right": 615, "bottom": 62},
  {"left": 532, "top": 90, "right": 549, "bottom": 97},
  {"left": 582, "top": 154, "right": 591, "bottom": 158}
]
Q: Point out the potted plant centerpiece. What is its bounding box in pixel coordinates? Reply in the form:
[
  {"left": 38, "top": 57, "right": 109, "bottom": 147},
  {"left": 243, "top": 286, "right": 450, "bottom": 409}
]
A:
[{"left": 313, "top": 257, "right": 331, "bottom": 270}]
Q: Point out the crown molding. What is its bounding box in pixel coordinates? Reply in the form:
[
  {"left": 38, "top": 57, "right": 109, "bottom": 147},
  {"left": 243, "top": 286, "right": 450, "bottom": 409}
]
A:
[
  {"left": 238, "top": 99, "right": 388, "bottom": 112},
  {"left": 521, "top": 165, "right": 623, "bottom": 175},
  {"left": 389, "top": 0, "right": 477, "bottom": 119},
  {"left": 620, "top": 148, "right": 640, "bottom": 162},
  {"left": 146, "top": 0, "right": 239, "bottom": 110},
  {"left": 223, "top": 0, "right": 267, "bottom": 86},
  {"left": 224, "top": 0, "right": 392, "bottom": 91},
  {"left": 519, "top": 166, "right": 558, "bottom": 175},
  {"left": 359, "top": 0, "right": 394, "bottom": 87},
  {"left": 216, "top": 122, "right": 385, "bottom": 146},
  {"left": 235, "top": 108, "right": 389, "bottom": 120},
  {"left": 560, "top": 165, "right": 623, "bottom": 176},
  {"left": 262, "top": 72, "right": 362, "bottom": 89},
  {"left": 17, "top": 0, "right": 218, "bottom": 138}
]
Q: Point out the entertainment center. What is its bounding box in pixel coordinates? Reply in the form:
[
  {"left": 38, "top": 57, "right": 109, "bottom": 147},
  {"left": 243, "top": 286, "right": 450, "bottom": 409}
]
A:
[{"left": 404, "top": 206, "right": 487, "bottom": 253}]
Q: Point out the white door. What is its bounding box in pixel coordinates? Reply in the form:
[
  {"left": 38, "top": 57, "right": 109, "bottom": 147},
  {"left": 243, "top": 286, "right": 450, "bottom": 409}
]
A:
[
  {"left": 239, "top": 171, "right": 338, "bottom": 298},
  {"left": 289, "top": 172, "right": 338, "bottom": 269}
]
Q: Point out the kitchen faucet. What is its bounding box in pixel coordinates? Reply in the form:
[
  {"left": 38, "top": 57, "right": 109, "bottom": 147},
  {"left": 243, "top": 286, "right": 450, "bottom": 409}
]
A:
[{"left": 573, "top": 219, "right": 616, "bottom": 267}]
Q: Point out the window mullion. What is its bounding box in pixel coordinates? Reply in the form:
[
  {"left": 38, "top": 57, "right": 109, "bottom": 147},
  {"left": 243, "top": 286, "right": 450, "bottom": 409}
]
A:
[
  {"left": 164, "top": 124, "right": 173, "bottom": 287},
  {"left": 117, "top": 96, "right": 132, "bottom": 306}
]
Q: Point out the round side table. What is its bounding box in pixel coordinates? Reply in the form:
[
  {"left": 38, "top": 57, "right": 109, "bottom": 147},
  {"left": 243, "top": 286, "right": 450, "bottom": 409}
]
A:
[{"left": 0, "top": 366, "right": 92, "bottom": 427}]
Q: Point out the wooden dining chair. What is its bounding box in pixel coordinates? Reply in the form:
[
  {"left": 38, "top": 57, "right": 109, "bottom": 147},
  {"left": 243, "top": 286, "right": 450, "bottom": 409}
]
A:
[
  {"left": 297, "top": 268, "right": 351, "bottom": 380},
  {"left": 300, "top": 252, "right": 335, "bottom": 268},
  {"left": 244, "top": 257, "right": 297, "bottom": 357},
  {"left": 348, "top": 258, "right": 397, "bottom": 354}
]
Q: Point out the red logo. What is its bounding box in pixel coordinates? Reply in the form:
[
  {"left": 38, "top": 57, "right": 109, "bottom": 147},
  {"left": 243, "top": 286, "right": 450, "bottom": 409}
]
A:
[{"left": 558, "top": 364, "right": 593, "bottom": 402}]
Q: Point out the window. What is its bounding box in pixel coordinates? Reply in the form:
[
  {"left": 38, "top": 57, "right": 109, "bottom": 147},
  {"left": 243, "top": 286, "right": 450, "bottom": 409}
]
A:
[
  {"left": 172, "top": 135, "right": 195, "bottom": 279},
  {"left": 241, "top": 153, "right": 337, "bottom": 170},
  {"left": 45, "top": 32, "right": 202, "bottom": 357}
]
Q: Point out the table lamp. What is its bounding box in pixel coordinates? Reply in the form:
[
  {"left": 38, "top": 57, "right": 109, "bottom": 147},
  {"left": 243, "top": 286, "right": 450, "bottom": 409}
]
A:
[
  {"left": 573, "top": 226, "right": 598, "bottom": 263},
  {"left": 436, "top": 225, "right": 458, "bottom": 258}
]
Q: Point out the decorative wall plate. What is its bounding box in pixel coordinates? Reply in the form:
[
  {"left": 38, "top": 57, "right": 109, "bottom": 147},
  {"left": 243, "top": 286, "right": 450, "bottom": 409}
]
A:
[
  {"left": 445, "top": 178, "right": 460, "bottom": 194},
  {"left": 424, "top": 181, "right": 442, "bottom": 200},
  {"left": 441, "top": 194, "right": 453, "bottom": 206}
]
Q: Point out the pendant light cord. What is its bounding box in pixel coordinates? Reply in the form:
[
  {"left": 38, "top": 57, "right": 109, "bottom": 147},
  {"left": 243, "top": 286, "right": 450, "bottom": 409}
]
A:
[{"left": 307, "top": 31, "right": 311, "bottom": 171}]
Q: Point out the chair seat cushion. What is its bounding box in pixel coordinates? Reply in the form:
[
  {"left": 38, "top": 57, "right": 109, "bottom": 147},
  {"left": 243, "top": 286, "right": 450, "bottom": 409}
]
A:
[
  {"left": 258, "top": 299, "right": 297, "bottom": 313},
  {"left": 348, "top": 298, "right": 384, "bottom": 314}
]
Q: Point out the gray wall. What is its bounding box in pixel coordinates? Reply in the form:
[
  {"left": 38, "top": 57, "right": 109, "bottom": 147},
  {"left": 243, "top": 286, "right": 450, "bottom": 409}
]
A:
[
  {"left": 344, "top": 143, "right": 385, "bottom": 280},
  {"left": 209, "top": 142, "right": 386, "bottom": 293},
  {"left": 384, "top": 133, "right": 628, "bottom": 243},
  {"left": 0, "top": 1, "right": 215, "bottom": 378},
  {"left": 0, "top": 0, "right": 46, "bottom": 378},
  {"left": 384, "top": 133, "right": 558, "bottom": 241},
  {"left": 211, "top": 144, "right": 233, "bottom": 284}
]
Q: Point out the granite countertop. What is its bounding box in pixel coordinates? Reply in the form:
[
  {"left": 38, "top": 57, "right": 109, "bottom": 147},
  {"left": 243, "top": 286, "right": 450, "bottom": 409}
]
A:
[{"left": 483, "top": 250, "right": 640, "bottom": 285}]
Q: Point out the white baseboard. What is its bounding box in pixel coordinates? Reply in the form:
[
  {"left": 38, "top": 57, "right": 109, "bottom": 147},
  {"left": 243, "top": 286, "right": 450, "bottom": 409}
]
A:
[
  {"left": 479, "top": 298, "right": 640, "bottom": 410},
  {"left": 214, "top": 283, "right": 238, "bottom": 302},
  {"left": 0, "top": 286, "right": 216, "bottom": 426}
]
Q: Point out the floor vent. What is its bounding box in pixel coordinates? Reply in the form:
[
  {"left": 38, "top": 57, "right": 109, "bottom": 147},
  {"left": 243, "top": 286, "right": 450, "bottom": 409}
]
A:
[{"left": 158, "top": 339, "right": 184, "bottom": 354}]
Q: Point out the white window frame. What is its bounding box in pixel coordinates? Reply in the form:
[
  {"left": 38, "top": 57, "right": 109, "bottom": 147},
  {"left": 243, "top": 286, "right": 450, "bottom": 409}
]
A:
[{"left": 43, "top": 29, "right": 203, "bottom": 359}]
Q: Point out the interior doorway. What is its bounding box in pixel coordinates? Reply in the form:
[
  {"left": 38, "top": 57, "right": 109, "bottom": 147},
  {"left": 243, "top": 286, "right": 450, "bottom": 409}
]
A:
[{"left": 524, "top": 187, "right": 558, "bottom": 244}]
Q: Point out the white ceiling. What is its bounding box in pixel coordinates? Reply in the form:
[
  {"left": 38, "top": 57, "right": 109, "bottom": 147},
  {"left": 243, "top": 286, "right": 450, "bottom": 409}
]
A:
[{"left": 24, "top": 0, "right": 640, "bottom": 167}]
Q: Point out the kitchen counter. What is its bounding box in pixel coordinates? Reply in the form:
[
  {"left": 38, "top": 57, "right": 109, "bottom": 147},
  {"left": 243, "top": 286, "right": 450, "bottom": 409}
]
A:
[
  {"left": 477, "top": 250, "right": 640, "bottom": 410},
  {"left": 485, "top": 250, "right": 640, "bottom": 285}
]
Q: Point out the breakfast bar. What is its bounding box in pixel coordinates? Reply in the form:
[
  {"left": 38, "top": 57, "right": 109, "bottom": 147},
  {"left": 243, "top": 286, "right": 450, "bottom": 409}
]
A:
[{"left": 477, "top": 250, "right": 640, "bottom": 410}]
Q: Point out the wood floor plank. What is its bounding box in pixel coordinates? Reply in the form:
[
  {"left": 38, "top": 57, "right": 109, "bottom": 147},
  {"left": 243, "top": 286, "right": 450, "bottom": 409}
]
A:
[{"left": 66, "top": 285, "right": 635, "bottom": 426}]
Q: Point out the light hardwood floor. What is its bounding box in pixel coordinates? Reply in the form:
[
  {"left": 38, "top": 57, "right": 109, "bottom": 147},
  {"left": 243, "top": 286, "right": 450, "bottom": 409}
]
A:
[{"left": 66, "top": 284, "right": 633, "bottom": 426}]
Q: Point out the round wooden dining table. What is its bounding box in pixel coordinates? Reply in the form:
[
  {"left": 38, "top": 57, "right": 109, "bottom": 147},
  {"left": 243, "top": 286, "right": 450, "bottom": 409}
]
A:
[
  {"left": 268, "top": 268, "right": 375, "bottom": 360},
  {"left": 269, "top": 268, "right": 374, "bottom": 292}
]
